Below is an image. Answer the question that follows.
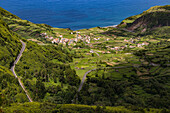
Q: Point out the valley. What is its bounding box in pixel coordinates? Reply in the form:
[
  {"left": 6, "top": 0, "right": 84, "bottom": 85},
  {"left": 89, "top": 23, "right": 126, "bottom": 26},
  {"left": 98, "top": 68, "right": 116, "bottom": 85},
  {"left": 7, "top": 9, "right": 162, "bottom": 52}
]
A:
[{"left": 0, "top": 5, "right": 170, "bottom": 113}]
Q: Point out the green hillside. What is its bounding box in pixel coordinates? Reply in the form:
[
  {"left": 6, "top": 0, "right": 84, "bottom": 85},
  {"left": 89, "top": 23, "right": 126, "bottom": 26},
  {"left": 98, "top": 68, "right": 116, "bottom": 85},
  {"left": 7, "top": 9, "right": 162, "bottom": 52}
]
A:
[
  {"left": 128, "top": 11, "right": 170, "bottom": 31},
  {"left": 2, "top": 102, "right": 169, "bottom": 113},
  {"left": 118, "top": 5, "right": 170, "bottom": 32},
  {"left": 78, "top": 40, "right": 170, "bottom": 108},
  {"left": 0, "top": 7, "right": 56, "bottom": 42},
  {"left": 0, "top": 66, "right": 28, "bottom": 106},
  {"left": 0, "top": 18, "right": 28, "bottom": 106},
  {"left": 0, "top": 18, "right": 21, "bottom": 68},
  {"left": 0, "top": 7, "right": 20, "bottom": 19},
  {"left": 0, "top": 8, "right": 80, "bottom": 106},
  {"left": 15, "top": 40, "right": 80, "bottom": 102}
]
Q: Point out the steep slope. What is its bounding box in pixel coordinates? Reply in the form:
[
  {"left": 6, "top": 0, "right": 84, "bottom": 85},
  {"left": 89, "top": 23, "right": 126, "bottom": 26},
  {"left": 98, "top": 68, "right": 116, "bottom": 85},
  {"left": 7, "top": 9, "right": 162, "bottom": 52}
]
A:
[
  {"left": 128, "top": 11, "right": 170, "bottom": 31},
  {"left": 0, "top": 9, "right": 80, "bottom": 105},
  {"left": 0, "top": 7, "right": 56, "bottom": 41},
  {"left": 0, "top": 7, "right": 20, "bottom": 19},
  {"left": 0, "top": 17, "right": 21, "bottom": 68},
  {"left": 15, "top": 40, "right": 80, "bottom": 102},
  {"left": 0, "top": 66, "right": 28, "bottom": 106},
  {"left": 118, "top": 5, "right": 170, "bottom": 32},
  {"left": 0, "top": 18, "right": 28, "bottom": 106}
]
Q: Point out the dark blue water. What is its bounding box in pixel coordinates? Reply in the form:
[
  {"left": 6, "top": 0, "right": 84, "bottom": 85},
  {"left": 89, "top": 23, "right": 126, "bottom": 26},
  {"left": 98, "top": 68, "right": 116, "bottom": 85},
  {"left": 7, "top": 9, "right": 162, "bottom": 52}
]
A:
[{"left": 0, "top": 0, "right": 170, "bottom": 30}]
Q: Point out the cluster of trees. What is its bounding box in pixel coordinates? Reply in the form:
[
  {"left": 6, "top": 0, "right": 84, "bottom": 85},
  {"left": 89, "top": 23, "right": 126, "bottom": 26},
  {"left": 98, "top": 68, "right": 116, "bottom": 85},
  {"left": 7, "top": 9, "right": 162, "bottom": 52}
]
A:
[
  {"left": 78, "top": 69, "right": 170, "bottom": 108},
  {"left": 0, "top": 66, "right": 28, "bottom": 106}
]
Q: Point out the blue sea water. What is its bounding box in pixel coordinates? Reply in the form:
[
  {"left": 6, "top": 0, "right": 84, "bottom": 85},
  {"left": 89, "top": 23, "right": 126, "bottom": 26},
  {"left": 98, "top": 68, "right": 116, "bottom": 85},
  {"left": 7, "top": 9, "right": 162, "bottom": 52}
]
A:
[{"left": 0, "top": 0, "right": 170, "bottom": 30}]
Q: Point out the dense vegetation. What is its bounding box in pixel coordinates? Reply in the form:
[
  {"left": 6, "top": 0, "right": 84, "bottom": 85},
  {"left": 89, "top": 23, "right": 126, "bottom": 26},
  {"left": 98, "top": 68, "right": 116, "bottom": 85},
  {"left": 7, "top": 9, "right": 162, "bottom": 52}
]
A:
[
  {"left": 0, "top": 7, "right": 81, "bottom": 107},
  {"left": 15, "top": 40, "right": 80, "bottom": 102},
  {"left": 0, "top": 17, "right": 28, "bottom": 107},
  {"left": 78, "top": 40, "right": 170, "bottom": 108},
  {"left": 128, "top": 11, "right": 170, "bottom": 31},
  {"left": 0, "top": 18, "right": 21, "bottom": 68},
  {"left": 0, "top": 66, "right": 28, "bottom": 107},
  {"left": 0, "top": 7, "right": 20, "bottom": 19},
  {"left": 2, "top": 102, "right": 169, "bottom": 113},
  {"left": 118, "top": 5, "right": 170, "bottom": 32},
  {"left": 0, "top": 7, "right": 57, "bottom": 42}
]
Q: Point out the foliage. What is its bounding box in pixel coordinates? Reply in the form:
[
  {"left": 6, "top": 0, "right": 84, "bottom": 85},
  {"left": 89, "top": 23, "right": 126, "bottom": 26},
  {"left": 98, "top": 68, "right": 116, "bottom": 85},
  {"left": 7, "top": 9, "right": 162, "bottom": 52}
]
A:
[
  {"left": 78, "top": 40, "right": 170, "bottom": 109},
  {"left": 15, "top": 40, "right": 80, "bottom": 102},
  {"left": 3, "top": 102, "right": 167, "bottom": 113},
  {"left": 118, "top": 5, "right": 170, "bottom": 30},
  {"left": 0, "top": 18, "right": 21, "bottom": 68},
  {"left": 0, "top": 66, "right": 28, "bottom": 106},
  {"left": 0, "top": 7, "right": 20, "bottom": 19}
]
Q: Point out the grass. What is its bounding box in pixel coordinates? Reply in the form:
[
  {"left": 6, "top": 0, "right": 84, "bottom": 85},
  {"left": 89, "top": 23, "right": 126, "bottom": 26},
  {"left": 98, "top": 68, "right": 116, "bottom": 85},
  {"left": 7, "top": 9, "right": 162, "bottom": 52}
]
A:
[
  {"left": 75, "top": 69, "right": 89, "bottom": 80},
  {"left": 3, "top": 102, "right": 167, "bottom": 113},
  {"left": 44, "top": 79, "right": 69, "bottom": 90}
]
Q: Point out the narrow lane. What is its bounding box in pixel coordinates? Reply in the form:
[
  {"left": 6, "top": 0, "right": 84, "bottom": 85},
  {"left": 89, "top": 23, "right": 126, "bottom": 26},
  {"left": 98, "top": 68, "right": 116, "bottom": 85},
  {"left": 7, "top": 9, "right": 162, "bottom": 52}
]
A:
[
  {"left": 77, "top": 63, "right": 170, "bottom": 92},
  {"left": 78, "top": 69, "right": 96, "bottom": 92},
  {"left": 10, "top": 40, "right": 33, "bottom": 102}
]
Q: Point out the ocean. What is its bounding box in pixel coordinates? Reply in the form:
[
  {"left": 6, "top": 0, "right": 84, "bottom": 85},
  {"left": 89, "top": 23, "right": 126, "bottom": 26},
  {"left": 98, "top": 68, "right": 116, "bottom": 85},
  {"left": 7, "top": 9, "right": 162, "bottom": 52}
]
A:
[{"left": 0, "top": 0, "right": 170, "bottom": 30}]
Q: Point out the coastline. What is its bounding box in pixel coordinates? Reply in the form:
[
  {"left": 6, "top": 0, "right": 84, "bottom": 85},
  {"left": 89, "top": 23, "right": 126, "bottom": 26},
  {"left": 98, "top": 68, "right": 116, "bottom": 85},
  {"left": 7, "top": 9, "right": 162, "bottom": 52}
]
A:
[{"left": 101, "top": 25, "right": 118, "bottom": 28}]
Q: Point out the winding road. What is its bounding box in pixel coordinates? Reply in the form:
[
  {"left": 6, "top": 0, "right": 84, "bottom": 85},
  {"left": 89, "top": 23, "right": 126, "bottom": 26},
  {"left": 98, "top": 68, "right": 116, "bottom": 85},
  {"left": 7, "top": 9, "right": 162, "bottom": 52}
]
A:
[
  {"left": 77, "top": 63, "right": 170, "bottom": 92},
  {"left": 10, "top": 40, "right": 33, "bottom": 102},
  {"left": 77, "top": 50, "right": 100, "bottom": 92},
  {"left": 78, "top": 69, "right": 96, "bottom": 92}
]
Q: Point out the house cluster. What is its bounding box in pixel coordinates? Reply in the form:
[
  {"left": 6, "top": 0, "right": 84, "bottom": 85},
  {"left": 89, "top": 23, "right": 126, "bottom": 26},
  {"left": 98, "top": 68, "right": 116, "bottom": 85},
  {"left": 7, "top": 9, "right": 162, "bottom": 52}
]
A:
[
  {"left": 40, "top": 32, "right": 91, "bottom": 45},
  {"left": 109, "top": 42, "right": 149, "bottom": 51},
  {"left": 52, "top": 34, "right": 91, "bottom": 45},
  {"left": 110, "top": 46, "right": 125, "bottom": 51},
  {"left": 93, "top": 38, "right": 100, "bottom": 41},
  {"left": 40, "top": 32, "right": 54, "bottom": 40},
  {"left": 101, "top": 51, "right": 111, "bottom": 54},
  {"left": 124, "top": 38, "right": 149, "bottom": 48},
  {"left": 137, "top": 42, "right": 149, "bottom": 47},
  {"left": 128, "top": 42, "right": 149, "bottom": 48},
  {"left": 106, "top": 38, "right": 110, "bottom": 41},
  {"left": 124, "top": 38, "right": 135, "bottom": 43},
  {"left": 91, "top": 50, "right": 111, "bottom": 54}
]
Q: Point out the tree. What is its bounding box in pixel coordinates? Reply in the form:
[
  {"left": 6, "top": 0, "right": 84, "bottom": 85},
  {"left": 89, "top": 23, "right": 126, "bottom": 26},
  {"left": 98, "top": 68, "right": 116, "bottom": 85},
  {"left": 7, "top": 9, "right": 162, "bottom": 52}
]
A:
[{"left": 35, "top": 79, "right": 46, "bottom": 99}]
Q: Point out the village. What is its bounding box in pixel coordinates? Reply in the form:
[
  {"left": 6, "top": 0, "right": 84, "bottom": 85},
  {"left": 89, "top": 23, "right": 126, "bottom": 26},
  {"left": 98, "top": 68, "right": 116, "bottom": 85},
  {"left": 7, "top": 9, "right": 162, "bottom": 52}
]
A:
[
  {"left": 40, "top": 31, "right": 150, "bottom": 55},
  {"left": 40, "top": 32, "right": 91, "bottom": 45}
]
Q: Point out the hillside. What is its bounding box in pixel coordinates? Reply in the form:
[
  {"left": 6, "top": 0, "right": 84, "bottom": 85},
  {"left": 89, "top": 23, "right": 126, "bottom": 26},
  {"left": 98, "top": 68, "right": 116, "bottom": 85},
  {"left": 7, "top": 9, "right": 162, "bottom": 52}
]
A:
[
  {"left": 0, "top": 66, "right": 28, "bottom": 106},
  {"left": 0, "top": 7, "right": 20, "bottom": 19},
  {"left": 0, "top": 7, "right": 57, "bottom": 43},
  {"left": 0, "top": 9, "right": 80, "bottom": 105},
  {"left": 128, "top": 12, "right": 170, "bottom": 32},
  {"left": 15, "top": 40, "right": 80, "bottom": 102},
  {"left": 2, "top": 102, "right": 169, "bottom": 113},
  {"left": 118, "top": 5, "right": 170, "bottom": 32},
  {"left": 0, "top": 17, "right": 28, "bottom": 106},
  {"left": 0, "top": 18, "right": 21, "bottom": 68}
]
